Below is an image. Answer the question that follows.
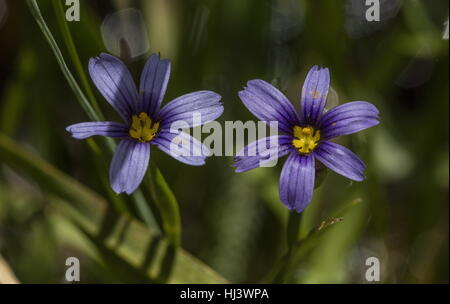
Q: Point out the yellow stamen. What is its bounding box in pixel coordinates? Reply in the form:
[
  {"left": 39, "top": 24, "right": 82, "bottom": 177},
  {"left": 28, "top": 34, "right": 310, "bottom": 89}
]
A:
[
  {"left": 292, "top": 125, "right": 320, "bottom": 154},
  {"left": 129, "top": 112, "right": 160, "bottom": 142}
]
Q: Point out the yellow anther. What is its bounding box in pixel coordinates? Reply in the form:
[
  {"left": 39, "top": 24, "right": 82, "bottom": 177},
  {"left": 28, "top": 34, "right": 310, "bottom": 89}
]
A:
[
  {"left": 292, "top": 125, "right": 320, "bottom": 154},
  {"left": 302, "top": 127, "right": 311, "bottom": 135},
  {"left": 129, "top": 112, "right": 160, "bottom": 142}
]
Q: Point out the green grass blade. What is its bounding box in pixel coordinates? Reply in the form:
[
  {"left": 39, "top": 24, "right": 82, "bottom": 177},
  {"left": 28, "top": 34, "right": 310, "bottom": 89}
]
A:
[
  {"left": 0, "top": 133, "right": 227, "bottom": 283},
  {"left": 147, "top": 165, "right": 181, "bottom": 247},
  {"left": 26, "top": 0, "right": 101, "bottom": 122},
  {"left": 52, "top": 0, "right": 103, "bottom": 119}
]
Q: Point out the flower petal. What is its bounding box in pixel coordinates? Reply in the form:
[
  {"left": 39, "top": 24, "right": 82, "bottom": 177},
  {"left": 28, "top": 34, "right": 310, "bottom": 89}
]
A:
[
  {"left": 158, "top": 91, "right": 223, "bottom": 129},
  {"left": 152, "top": 130, "right": 208, "bottom": 166},
  {"left": 66, "top": 121, "right": 129, "bottom": 139},
  {"left": 233, "top": 135, "right": 294, "bottom": 173},
  {"left": 139, "top": 54, "right": 171, "bottom": 117},
  {"left": 300, "top": 66, "right": 330, "bottom": 126},
  {"left": 314, "top": 141, "right": 366, "bottom": 181},
  {"left": 89, "top": 53, "right": 139, "bottom": 122},
  {"left": 238, "top": 80, "right": 300, "bottom": 133},
  {"left": 109, "top": 139, "right": 150, "bottom": 194},
  {"left": 318, "top": 101, "right": 380, "bottom": 139},
  {"left": 279, "top": 152, "right": 315, "bottom": 213}
]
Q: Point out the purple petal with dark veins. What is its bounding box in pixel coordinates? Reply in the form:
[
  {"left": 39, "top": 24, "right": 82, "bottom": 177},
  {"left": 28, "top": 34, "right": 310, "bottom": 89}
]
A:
[
  {"left": 300, "top": 66, "right": 330, "bottom": 126},
  {"left": 158, "top": 91, "right": 223, "bottom": 129},
  {"left": 233, "top": 135, "right": 294, "bottom": 173},
  {"left": 109, "top": 139, "right": 150, "bottom": 195},
  {"left": 238, "top": 80, "right": 300, "bottom": 134},
  {"left": 139, "top": 54, "right": 171, "bottom": 117},
  {"left": 314, "top": 141, "right": 366, "bottom": 181},
  {"left": 318, "top": 101, "right": 380, "bottom": 139},
  {"left": 279, "top": 152, "right": 315, "bottom": 213},
  {"left": 89, "top": 53, "right": 139, "bottom": 122},
  {"left": 66, "top": 121, "right": 129, "bottom": 139},
  {"left": 152, "top": 130, "right": 209, "bottom": 166}
]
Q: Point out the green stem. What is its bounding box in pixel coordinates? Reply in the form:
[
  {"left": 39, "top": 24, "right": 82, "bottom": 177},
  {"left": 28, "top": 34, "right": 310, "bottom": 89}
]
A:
[
  {"left": 286, "top": 211, "right": 302, "bottom": 251},
  {"left": 147, "top": 164, "right": 181, "bottom": 247},
  {"left": 52, "top": 0, "right": 104, "bottom": 119},
  {"left": 273, "top": 211, "right": 303, "bottom": 283},
  {"left": 132, "top": 189, "right": 162, "bottom": 235}
]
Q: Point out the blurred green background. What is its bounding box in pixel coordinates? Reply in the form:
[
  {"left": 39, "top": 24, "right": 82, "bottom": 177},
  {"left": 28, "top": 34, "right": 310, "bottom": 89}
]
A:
[{"left": 0, "top": 0, "right": 448, "bottom": 283}]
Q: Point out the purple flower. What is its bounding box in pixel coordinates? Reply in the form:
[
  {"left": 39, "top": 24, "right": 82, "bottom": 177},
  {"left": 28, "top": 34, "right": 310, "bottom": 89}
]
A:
[
  {"left": 234, "top": 66, "right": 380, "bottom": 213},
  {"left": 67, "top": 53, "right": 223, "bottom": 194}
]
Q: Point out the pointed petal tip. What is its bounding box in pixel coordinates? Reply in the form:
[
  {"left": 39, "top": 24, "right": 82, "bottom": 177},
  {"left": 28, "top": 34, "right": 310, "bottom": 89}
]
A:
[
  {"left": 203, "top": 90, "right": 222, "bottom": 102},
  {"left": 280, "top": 197, "right": 295, "bottom": 211},
  {"left": 110, "top": 171, "right": 142, "bottom": 195},
  {"left": 149, "top": 53, "right": 160, "bottom": 60},
  {"left": 315, "top": 141, "right": 366, "bottom": 182},
  {"left": 245, "top": 79, "right": 276, "bottom": 90},
  {"left": 234, "top": 167, "right": 249, "bottom": 173},
  {"left": 111, "top": 185, "right": 137, "bottom": 196},
  {"left": 90, "top": 53, "right": 110, "bottom": 64},
  {"left": 147, "top": 52, "right": 168, "bottom": 63},
  {"left": 111, "top": 183, "right": 123, "bottom": 195},
  {"left": 309, "top": 65, "right": 319, "bottom": 72},
  {"left": 230, "top": 162, "right": 245, "bottom": 173},
  {"left": 196, "top": 160, "right": 207, "bottom": 166},
  {"left": 295, "top": 205, "right": 307, "bottom": 213},
  {"left": 310, "top": 65, "right": 328, "bottom": 71},
  {"left": 246, "top": 79, "right": 261, "bottom": 86}
]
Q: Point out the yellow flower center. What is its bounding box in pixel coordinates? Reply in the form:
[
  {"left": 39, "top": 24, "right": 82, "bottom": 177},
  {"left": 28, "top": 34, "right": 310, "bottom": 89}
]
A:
[
  {"left": 129, "top": 112, "right": 160, "bottom": 143},
  {"left": 292, "top": 125, "right": 320, "bottom": 154}
]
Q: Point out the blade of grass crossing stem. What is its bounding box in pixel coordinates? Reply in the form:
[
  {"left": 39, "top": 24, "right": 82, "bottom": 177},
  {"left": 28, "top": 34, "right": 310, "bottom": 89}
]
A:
[
  {"left": 132, "top": 189, "right": 163, "bottom": 235},
  {"left": 147, "top": 164, "right": 181, "bottom": 247}
]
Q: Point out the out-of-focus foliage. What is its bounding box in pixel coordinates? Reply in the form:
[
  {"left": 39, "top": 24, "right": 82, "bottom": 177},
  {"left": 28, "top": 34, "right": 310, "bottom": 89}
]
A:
[{"left": 0, "top": 0, "right": 448, "bottom": 283}]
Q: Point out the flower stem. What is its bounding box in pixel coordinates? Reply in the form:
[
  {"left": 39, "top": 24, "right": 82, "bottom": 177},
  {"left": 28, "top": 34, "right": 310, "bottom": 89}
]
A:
[
  {"left": 273, "top": 211, "right": 303, "bottom": 283},
  {"left": 286, "top": 211, "right": 303, "bottom": 252},
  {"left": 52, "top": 0, "right": 104, "bottom": 120}
]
